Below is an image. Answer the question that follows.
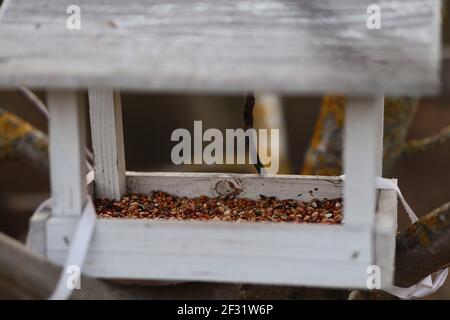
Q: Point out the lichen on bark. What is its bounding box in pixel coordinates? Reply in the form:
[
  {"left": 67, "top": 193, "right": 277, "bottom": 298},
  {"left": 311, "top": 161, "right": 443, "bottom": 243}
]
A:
[
  {"left": 301, "top": 95, "right": 418, "bottom": 176},
  {"left": 0, "top": 108, "right": 48, "bottom": 170}
]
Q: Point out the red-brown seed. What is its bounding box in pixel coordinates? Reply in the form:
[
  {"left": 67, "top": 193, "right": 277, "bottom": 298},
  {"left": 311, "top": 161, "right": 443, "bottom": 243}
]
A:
[{"left": 94, "top": 192, "right": 343, "bottom": 225}]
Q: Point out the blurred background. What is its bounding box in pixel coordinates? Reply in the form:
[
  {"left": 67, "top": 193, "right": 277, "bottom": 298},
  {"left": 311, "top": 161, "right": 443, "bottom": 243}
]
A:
[
  {"left": 0, "top": 0, "right": 449, "bottom": 299},
  {"left": 0, "top": 91, "right": 449, "bottom": 298}
]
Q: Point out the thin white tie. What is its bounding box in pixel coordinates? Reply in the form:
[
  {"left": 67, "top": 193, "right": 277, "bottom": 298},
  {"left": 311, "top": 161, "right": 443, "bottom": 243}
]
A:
[
  {"left": 48, "top": 196, "right": 97, "bottom": 300},
  {"left": 340, "top": 175, "right": 448, "bottom": 299},
  {"left": 374, "top": 177, "right": 448, "bottom": 299}
]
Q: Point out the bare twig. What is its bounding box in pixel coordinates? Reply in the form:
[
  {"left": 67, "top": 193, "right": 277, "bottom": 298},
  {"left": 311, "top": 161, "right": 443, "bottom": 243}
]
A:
[
  {"left": 402, "top": 124, "right": 450, "bottom": 156},
  {"left": 243, "top": 92, "right": 256, "bottom": 129},
  {"left": 19, "top": 87, "right": 49, "bottom": 118},
  {"left": 243, "top": 92, "right": 264, "bottom": 174},
  {"left": 18, "top": 87, "right": 94, "bottom": 164}
]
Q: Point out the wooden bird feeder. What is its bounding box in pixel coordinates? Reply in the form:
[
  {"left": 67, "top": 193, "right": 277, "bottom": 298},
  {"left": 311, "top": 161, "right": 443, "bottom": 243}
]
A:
[{"left": 0, "top": 0, "right": 442, "bottom": 289}]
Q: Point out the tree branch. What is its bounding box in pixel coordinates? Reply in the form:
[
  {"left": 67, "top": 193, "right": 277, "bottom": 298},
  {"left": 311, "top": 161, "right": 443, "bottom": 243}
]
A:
[
  {"left": 0, "top": 231, "right": 349, "bottom": 300},
  {"left": 0, "top": 232, "right": 125, "bottom": 299},
  {"left": 0, "top": 232, "right": 244, "bottom": 300},
  {"left": 395, "top": 201, "right": 450, "bottom": 287},
  {"left": 349, "top": 201, "right": 450, "bottom": 300},
  {"left": 17, "top": 88, "right": 95, "bottom": 164},
  {"left": 0, "top": 107, "right": 48, "bottom": 171},
  {"left": 18, "top": 87, "right": 49, "bottom": 118},
  {"left": 402, "top": 124, "right": 450, "bottom": 156},
  {"left": 243, "top": 92, "right": 264, "bottom": 174},
  {"left": 301, "top": 95, "right": 418, "bottom": 176}
]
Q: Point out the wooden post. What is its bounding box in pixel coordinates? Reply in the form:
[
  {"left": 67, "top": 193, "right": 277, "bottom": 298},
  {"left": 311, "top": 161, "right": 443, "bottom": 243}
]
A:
[
  {"left": 88, "top": 89, "right": 126, "bottom": 200},
  {"left": 48, "top": 91, "right": 87, "bottom": 216},
  {"left": 344, "top": 96, "right": 384, "bottom": 227}
]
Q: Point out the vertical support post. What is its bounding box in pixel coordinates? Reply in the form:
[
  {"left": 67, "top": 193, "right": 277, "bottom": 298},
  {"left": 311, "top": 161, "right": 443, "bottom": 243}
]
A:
[
  {"left": 48, "top": 91, "right": 87, "bottom": 216},
  {"left": 374, "top": 98, "right": 384, "bottom": 178},
  {"left": 344, "top": 95, "right": 384, "bottom": 227},
  {"left": 88, "top": 89, "right": 126, "bottom": 200}
]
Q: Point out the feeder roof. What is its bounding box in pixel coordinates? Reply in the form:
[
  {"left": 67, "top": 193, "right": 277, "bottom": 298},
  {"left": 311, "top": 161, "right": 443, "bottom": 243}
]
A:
[{"left": 0, "top": 0, "right": 442, "bottom": 95}]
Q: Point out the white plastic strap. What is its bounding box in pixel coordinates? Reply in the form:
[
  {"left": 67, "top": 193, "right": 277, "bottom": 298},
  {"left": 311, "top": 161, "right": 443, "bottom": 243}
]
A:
[
  {"left": 48, "top": 196, "right": 97, "bottom": 300},
  {"left": 375, "top": 178, "right": 417, "bottom": 224},
  {"left": 341, "top": 175, "right": 448, "bottom": 299},
  {"left": 374, "top": 178, "right": 448, "bottom": 299}
]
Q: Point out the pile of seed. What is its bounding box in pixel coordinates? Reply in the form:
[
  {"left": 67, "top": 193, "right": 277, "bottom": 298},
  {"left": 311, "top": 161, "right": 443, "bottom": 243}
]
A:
[{"left": 95, "top": 192, "right": 343, "bottom": 224}]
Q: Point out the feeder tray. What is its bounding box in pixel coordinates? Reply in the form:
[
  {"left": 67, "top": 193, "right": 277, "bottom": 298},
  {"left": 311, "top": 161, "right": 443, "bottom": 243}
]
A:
[
  {"left": 0, "top": 0, "right": 442, "bottom": 289},
  {"left": 94, "top": 192, "right": 344, "bottom": 224}
]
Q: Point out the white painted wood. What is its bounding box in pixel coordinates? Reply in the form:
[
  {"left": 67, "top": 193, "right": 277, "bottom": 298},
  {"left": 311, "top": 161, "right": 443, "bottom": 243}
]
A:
[
  {"left": 47, "top": 218, "right": 372, "bottom": 288},
  {"left": 24, "top": 172, "right": 396, "bottom": 287},
  {"left": 86, "top": 170, "right": 95, "bottom": 197},
  {"left": 127, "top": 172, "right": 343, "bottom": 202},
  {"left": 26, "top": 210, "right": 51, "bottom": 257},
  {"left": 344, "top": 96, "right": 385, "bottom": 227},
  {"left": 88, "top": 89, "right": 126, "bottom": 200},
  {"left": 375, "top": 98, "right": 385, "bottom": 177},
  {"left": 0, "top": 0, "right": 441, "bottom": 95},
  {"left": 27, "top": 170, "right": 95, "bottom": 257},
  {"left": 375, "top": 187, "right": 398, "bottom": 289},
  {"left": 48, "top": 91, "right": 87, "bottom": 216},
  {"left": 26, "top": 171, "right": 94, "bottom": 256}
]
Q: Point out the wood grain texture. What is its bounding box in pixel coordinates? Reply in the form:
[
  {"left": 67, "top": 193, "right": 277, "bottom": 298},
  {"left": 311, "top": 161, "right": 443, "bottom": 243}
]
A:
[
  {"left": 26, "top": 210, "right": 50, "bottom": 257},
  {"left": 46, "top": 217, "right": 374, "bottom": 288},
  {"left": 344, "top": 96, "right": 384, "bottom": 227},
  {"left": 375, "top": 188, "right": 398, "bottom": 289},
  {"left": 0, "top": 0, "right": 442, "bottom": 95},
  {"left": 48, "top": 91, "right": 87, "bottom": 216},
  {"left": 89, "top": 89, "right": 126, "bottom": 200},
  {"left": 26, "top": 171, "right": 95, "bottom": 257},
  {"left": 25, "top": 172, "right": 397, "bottom": 288},
  {"left": 126, "top": 171, "right": 343, "bottom": 201}
]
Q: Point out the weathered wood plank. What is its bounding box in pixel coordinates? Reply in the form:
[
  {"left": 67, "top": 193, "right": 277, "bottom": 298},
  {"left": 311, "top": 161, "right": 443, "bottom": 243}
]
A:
[
  {"left": 126, "top": 171, "right": 343, "bottom": 201},
  {"left": 0, "top": 0, "right": 441, "bottom": 95},
  {"left": 48, "top": 90, "right": 87, "bottom": 216},
  {"left": 47, "top": 217, "right": 373, "bottom": 288},
  {"left": 375, "top": 188, "right": 398, "bottom": 289},
  {"left": 26, "top": 210, "right": 51, "bottom": 257},
  {"left": 88, "top": 89, "right": 126, "bottom": 200},
  {"left": 24, "top": 172, "right": 396, "bottom": 287},
  {"left": 26, "top": 171, "right": 95, "bottom": 258},
  {"left": 344, "top": 96, "right": 384, "bottom": 227}
]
